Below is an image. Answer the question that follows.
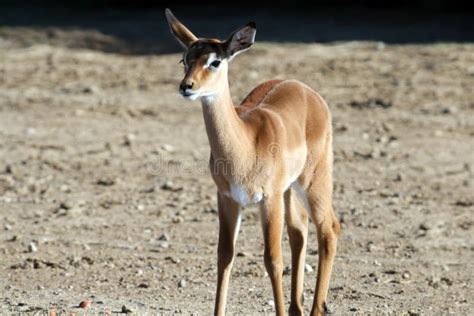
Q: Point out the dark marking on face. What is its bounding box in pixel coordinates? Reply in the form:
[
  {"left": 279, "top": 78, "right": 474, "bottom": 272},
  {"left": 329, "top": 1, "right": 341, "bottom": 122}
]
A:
[{"left": 184, "top": 39, "right": 227, "bottom": 66}]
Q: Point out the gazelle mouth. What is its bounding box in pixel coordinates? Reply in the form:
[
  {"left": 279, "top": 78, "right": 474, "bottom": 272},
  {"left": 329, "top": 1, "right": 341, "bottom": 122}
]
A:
[
  {"left": 180, "top": 90, "right": 200, "bottom": 100},
  {"left": 181, "top": 91, "right": 195, "bottom": 97}
]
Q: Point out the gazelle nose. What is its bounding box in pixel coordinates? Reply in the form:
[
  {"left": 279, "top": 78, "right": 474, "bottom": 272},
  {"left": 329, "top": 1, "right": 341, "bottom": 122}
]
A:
[{"left": 179, "top": 80, "right": 194, "bottom": 91}]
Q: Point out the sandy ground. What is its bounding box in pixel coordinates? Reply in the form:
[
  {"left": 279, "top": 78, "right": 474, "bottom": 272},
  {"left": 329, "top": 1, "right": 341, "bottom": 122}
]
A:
[{"left": 0, "top": 29, "right": 473, "bottom": 315}]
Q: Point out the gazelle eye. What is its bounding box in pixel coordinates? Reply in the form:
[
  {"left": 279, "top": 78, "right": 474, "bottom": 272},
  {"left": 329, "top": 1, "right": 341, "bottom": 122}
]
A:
[{"left": 210, "top": 60, "right": 221, "bottom": 68}]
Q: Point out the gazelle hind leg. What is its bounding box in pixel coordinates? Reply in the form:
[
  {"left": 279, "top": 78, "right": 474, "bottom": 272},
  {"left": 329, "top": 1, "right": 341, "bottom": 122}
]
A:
[
  {"left": 284, "top": 189, "right": 309, "bottom": 316},
  {"left": 306, "top": 163, "right": 340, "bottom": 316}
]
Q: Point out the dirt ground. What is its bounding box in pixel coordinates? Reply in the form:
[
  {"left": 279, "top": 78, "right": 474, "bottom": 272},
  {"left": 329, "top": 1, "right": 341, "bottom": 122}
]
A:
[{"left": 0, "top": 26, "right": 473, "bottom": 315}]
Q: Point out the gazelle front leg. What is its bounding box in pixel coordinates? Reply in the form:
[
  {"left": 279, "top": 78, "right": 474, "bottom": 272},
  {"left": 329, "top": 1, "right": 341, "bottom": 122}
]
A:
[
  {"left": 214, "top": 192, "right": 242, "bottom": 316},
  {"left": 261, "top": 193, "right": 286, "bottom": 316}
]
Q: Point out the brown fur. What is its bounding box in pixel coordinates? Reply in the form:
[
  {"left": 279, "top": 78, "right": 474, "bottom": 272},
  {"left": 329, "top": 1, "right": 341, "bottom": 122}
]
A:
[
  {"left": 236, "top": 79, "right": 284, "bottom": 115},
  {"left": 166, "top": 9, "right": 340, "bottom": 316}
]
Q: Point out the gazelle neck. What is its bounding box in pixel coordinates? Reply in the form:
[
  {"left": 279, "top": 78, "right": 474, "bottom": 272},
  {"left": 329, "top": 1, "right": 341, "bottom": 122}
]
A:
[{"left": 200, "top": 77, "right": 253, "bottom": 163}]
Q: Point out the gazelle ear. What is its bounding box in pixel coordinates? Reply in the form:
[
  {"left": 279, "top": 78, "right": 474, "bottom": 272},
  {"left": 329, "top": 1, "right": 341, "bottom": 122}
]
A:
[
  {"left": 224, "top": 22, "right": 256, "bottom": 61},
  {"left": 165, "top": 8, "right": 198, "bottom": 49}
]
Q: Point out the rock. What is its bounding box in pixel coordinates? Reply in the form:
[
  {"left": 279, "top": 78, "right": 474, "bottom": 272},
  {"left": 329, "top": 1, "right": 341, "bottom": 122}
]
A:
[
  {"left": 455, "top": 199, "right": 473, "bottom": 207},
  {"left": 141, "top": 185, "right": 155, "bottom": 193},
  {"left": 349, "top": 98, "right": 392, "bottom": 109},
  {"left": 178, "top": 279, "right": 187, "bottom": 288},
  {"left": 161, "top": 180, "right": 173, "bottom": 190},
  {"left": 79, "top": 300, "right": 91, "bottom": 309},
  {"left": 441, "top": 277, "right": 453, "bottom": 286},
  {"left": 419, "top": 223, "right": 430, "bottom": 231},
  {"left": 350, "top": 207, "right": 360, "bottom": 215},
  {"left": 334, "top": 123, "right": 348, "bottom": 133},
  {"left": 28, "top": 242, "right": 38, "bottom": 253},
  {"left": 158, "top": 241, "right": 170, "bottom": 249},
  {"left": 123, "top": 134, "right": 136, "bottom": 146},
  {"left": 138, "top": 283, "right": 149, "bottom": 288},
  {"left": 441, "top": 106, "right": 458, "bottom": 115},
  {"left": 59, "top": 200, "right": 73, "bottom": 210},
  {"left": 121, "top": 305, "right": 132, "bottom": 313},
  {"left": 160, "top": 144, "right": 175, "bottom": 152},
  {"left": 267, "top": 300, "right": 275, "bottom": 307},
  {"left": 25, "top": 127, "right": 37, "bottom": 136},
  {"left": 4, "top": 223, "right": 12, "bottom": 231},
  {"left": 158, "top": 233, "right": 170, "bottom": 241},
  {"left": 82, "top": 85, "right": 99, "bottom": 94},
  {"left": 367, "top": 242, "right": 376, "bottom": 252},
  {"left": 161, "top": 180, "right": 182, "bottom": 192},
  {"left": 304, "top": 263, "right": 313, "bottom": 273},
  {"left": 204, "top": 207, "right": 218, "bottom": 214},
  {"left": 165, "top": 256, "right": 180, "bottom": 264},
  {"left": 382, "top": 122, "right": 394, "bottom": 132},
  {"left": 33, "top": 259, "right": 43, "bottom": 269},
  {"left": 96, "top": 177, "right": 115, "bottom": 186},
  {"left": 393, "top": 174, "right": 402, "bottom": 182},
  {"left": 402, "top": 271, "right": 411, "bottom": 279},
  {"left": 172, "top": 216, "right": 184, "bottom": 224},
  {"left": 4, "top": 164, "right": 13, "bottom": 174}
]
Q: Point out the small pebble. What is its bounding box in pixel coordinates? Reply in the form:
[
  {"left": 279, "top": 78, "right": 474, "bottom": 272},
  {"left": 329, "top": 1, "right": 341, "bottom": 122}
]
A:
[
  {"left": 160, "top": 144, "right": 175, "bottom": 152},
  {"left": 161, "top": 180, "right": 175, "bottom": 190},
  {"left": 123, "top": 134, "right": 136, "bottom": 146},
  {"left": 178, "top": 279, "right": 187, "bottom": 288},
  {"left": 419, "top": 223, "right": 430, "bottom": 231},
  {"left": 172, "top": 216, "right": 184, "bottom": 224},
  {"left": 28, "top": 242, "right": 38, "bottom": 253},
  {"left": 25, "top": 127, "right": 37, "bottom": 136},
  {"left": 158, "top": 233, "right": 170, "bottom": 241},
  {"left": 79, "top": 300, "right": 91, "bottom": 309},
  {"left": 204, "top": 207, "right": 218, "bottom": 214},
  {"left": 304, "top": 263, "right": 313, "bottom": 273},
  {"left": 367, "top": 242, "right": 376, "bottom": 252},
  {"left": 121, "top": 305, "right": 132, "bottom": 313},
  {"left": 159, "top": 241, "right": 170, "bottom": 249}
]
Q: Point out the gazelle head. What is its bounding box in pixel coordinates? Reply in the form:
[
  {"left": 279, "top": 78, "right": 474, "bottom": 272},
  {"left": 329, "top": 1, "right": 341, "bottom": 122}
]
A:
[{"left": 165, "top": 9, "right": 256, "bottom": 101}]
